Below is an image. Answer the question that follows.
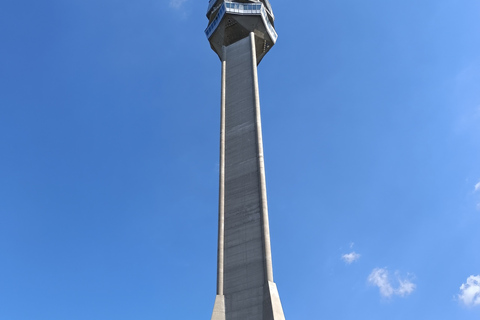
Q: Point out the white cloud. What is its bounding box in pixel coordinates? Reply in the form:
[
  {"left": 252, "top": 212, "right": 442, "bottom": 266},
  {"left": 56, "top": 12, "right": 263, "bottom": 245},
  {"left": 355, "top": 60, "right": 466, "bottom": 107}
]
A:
[
  {"left": 397, "top": 278, "right": 416, "bottom": 296},
  {"left": 342, "top": 252, "right": 361, "bottom": 264},
  {"left": 170, "top": 0, "right": 187, "bottom": 9},
  {"left": 368, "top": 268, "right": 394, "bottom": 297},
  {"left": 368, "top": 268, "right": 416, "bottom": 298},
  {"left": 459, "top": 275, "right": 480, "bottom": 307},
  {"left": 474, "top": 182, "right": 480, "bottom": 210}
]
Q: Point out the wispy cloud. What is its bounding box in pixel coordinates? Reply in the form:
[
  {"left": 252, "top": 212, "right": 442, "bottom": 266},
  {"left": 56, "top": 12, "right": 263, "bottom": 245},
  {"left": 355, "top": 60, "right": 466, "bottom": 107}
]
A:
[
  {"left": 397, "top": 278, "right": 416, "bottom": 297},
  {"left": 170, "top": 0, "right": 187, "bottom": 9},
  {"left": 474, "top": 182, "right": 480, "bottom": 210},
  {"left": 458, "top": 275, "right": 480, "bottom": 307},
  {"left": 368, "top": 268, "right": 416, "bottom": 298},
  {"left": 342, "top": 252, "right": 361, "bottom": 264},
  {"left": 368, "top": 268, "right": 394, "bottom": 297}
]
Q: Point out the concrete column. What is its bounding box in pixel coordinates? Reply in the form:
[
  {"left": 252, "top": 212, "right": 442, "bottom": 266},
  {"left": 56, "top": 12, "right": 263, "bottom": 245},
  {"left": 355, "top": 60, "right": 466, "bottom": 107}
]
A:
[
  {"left": 211, "top": 33, "right": 285, "bottom": 320},
  {"left": 250, "top": 32, "right": 274, "bottom": 283},
  {"left": 217, "top": 53, "right": 227, "bottom": 296}
]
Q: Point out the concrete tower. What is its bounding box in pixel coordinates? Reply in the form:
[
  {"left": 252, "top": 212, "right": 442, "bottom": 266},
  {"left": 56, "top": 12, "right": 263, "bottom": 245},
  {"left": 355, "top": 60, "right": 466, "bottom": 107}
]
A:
[{"left": 205, "top": 1, "right": 285, "bottom": 319}]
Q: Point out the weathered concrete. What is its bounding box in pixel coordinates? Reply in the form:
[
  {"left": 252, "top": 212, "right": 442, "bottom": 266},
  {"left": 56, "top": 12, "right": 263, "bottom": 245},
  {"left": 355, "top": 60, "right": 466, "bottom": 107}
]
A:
[
  {"left": 210, "top": 32, "right": 285, "bottom": 320},
  {"left": 206, "top": 1, "right": 284, "bottom": 318},
  {"left": 212, "top": 295, "right": 226, "bottom": 320}
]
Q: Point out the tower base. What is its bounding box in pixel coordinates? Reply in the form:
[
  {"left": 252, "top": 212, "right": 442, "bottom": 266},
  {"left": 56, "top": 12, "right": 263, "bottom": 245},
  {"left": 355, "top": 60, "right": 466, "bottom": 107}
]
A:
[
  {"left": 264, "top": 281, "right": 285, "bottom": 320},
  {"left": 211, "top": 282, "right": 285, "bottom": 320},
  {"left": 211, "top": 295, "right": 226, "bottom": 320}
]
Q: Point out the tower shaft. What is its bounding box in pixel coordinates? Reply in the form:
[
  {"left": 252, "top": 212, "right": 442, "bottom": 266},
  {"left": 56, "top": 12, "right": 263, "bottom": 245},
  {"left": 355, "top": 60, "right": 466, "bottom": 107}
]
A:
[{"left": 211, "top": 33, "right": 285, "bottom": 320}]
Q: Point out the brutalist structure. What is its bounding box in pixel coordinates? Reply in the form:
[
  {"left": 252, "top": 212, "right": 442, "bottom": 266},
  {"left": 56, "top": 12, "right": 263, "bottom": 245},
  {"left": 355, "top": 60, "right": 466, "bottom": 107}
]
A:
[{"left": 205, "top": 1, "right": 285, "bottom": 319}]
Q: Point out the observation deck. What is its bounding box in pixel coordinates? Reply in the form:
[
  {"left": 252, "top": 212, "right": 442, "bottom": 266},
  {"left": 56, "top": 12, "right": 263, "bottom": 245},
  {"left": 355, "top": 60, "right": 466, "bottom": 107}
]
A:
[{"left": 205, "top": 0, "right": 277, "bottom": 62}]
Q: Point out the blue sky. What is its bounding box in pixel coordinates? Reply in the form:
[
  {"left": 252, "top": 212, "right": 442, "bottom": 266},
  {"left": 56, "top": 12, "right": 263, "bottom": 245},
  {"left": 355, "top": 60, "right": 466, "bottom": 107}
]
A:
[{"left": 1, "top": 0, "right": 480, "bottom": 319}]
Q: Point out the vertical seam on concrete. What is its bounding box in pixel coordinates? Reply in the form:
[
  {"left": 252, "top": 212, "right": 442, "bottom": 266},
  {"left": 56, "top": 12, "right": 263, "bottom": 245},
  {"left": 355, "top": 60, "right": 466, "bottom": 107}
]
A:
[
  {"left": 217, "top": 48, "right": 227, "bottom": 296},
  {"left": 250, "top": 32, "right": 274, "bottom": 283}
]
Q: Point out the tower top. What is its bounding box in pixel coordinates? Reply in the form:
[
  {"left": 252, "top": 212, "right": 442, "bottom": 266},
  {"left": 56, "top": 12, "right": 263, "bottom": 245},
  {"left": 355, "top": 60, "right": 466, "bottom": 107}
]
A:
[
  {"left": 207, "top": 0, "right": 274, "bottom": 21},
  {"left": 205, "top": 0, "right": 277, "bottom": 62}
]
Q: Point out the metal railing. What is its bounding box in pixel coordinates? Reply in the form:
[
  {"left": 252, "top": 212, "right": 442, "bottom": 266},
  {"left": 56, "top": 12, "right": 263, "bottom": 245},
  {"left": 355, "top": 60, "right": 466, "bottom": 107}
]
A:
[
  {"left": 260, "top": 4, "right": 277, "bottom": 42},
  {"left": 207, "top": 0, "right": 218, "bottom": 14},
  {"left": 205, "top": 3, "right": 226, "bottom": 39}
]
